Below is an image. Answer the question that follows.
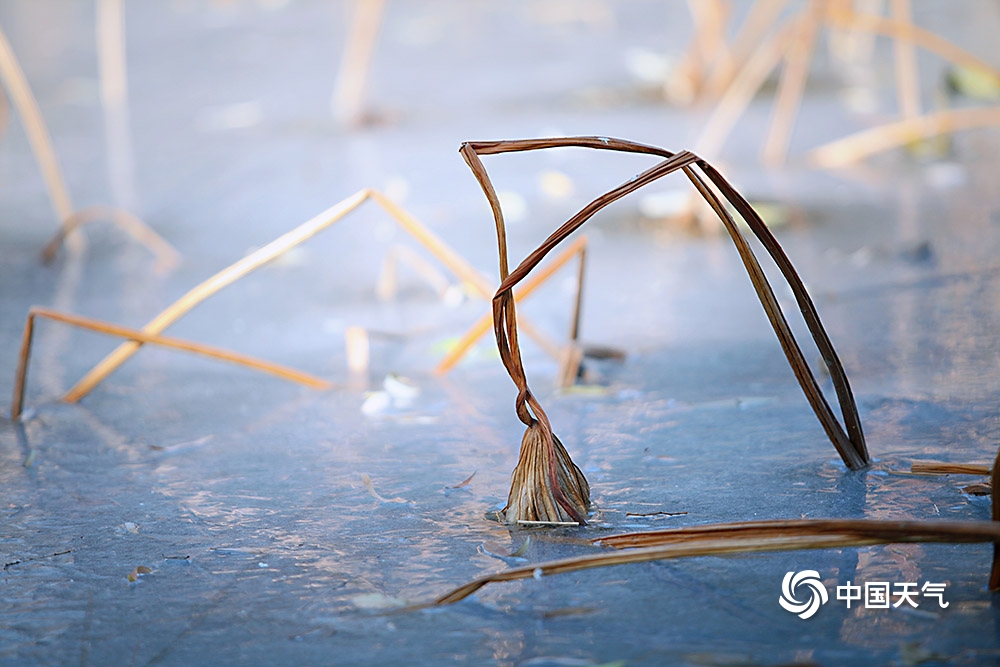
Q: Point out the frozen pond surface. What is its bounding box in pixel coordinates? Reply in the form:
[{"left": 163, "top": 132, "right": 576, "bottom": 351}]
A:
[{"left": 4, "top": 1, "right": 1000, "bottom": 665}]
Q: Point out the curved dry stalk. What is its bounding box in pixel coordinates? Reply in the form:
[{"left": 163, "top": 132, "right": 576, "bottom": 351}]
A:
[
  {"left": 460, "top": 137, "right": 869, "bottom": 528},
  {"left": 41, "top": 205, "right": 181, "bottom": 274},
  {"left": 11, "top": 306, "right": 332, "bottom": 419},
  {"left": 428, "top": 518, "right": 1000, "bottom": 606}
]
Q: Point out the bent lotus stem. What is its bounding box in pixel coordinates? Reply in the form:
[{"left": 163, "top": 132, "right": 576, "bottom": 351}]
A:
[{"left": 460, "top": 136, "right": 870, "bottom": 526}]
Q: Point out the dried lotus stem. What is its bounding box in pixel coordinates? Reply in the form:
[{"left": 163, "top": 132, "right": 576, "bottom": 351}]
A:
[
  {"left": 460, "top": 136, "right": 869, "bottom": 526},
  {"left": 428, "top": 518, "right": 1000, "bottom": 606},
  {"left": 11, "top": 306, "right": 332, "bottom": 419}
]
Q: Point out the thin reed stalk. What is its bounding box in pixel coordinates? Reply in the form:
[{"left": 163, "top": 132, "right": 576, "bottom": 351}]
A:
[{"left": 11, "top": 307, "right": 332, "bottom": 419}]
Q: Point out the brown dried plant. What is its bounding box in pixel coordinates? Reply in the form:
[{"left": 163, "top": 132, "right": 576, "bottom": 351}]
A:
[
  {"left": 11, "top": 189, "right": 585, "bottom": 417},
  {"left": 460, "top": 136, "right": 870, "bottom": 526}
]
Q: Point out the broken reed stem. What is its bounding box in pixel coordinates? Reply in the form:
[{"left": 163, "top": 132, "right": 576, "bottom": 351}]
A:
[
  {"left": 434, "top": 235, "right": 588, "bottom": 375},
  {"left": 669, "top": 0, "right": 731, "bottom": 103},
  {"left": 0, "top": 21, "right": 74, "bottom": 223},
  {"left": 330, "top": 0, "right": 385, "bottom": 125},
  {"left": 58, "top": 189, "right": 575, "bottom": 403},
  {"left": 97, "top": 0, "right": 138, "bottom": 217},
  {"left": 428, "top": 518, "right": 1000, "bottom": 606},
  {"left": 10, "top": 306, "right": 332, "bottom": 419},
  {"left": 60, "top": 188, "right": 372, "bottom": 403},
  {"left": 41, "top": 205, "right": 180, "bottom": 273},
  {"left": 761, "top": 1, "right": 823, "bottom": 166},
  {"left": 911, "top": 462, "right": 992, "bottom": 476},
  {"left": 808, "top": 106, "right": 1000, "bottom": 167},
  {"left": 461, "top": 137, "right": 869, "bottom": 517}
]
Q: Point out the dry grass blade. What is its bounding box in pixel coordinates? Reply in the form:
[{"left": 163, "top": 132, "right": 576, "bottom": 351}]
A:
[
  {"left": 428, "top": 518, "right": 1000, "bottom": 606},
  {"left": 11, "top": 307, "right": 332, "bottom": 420},
  {"left": 911, "top": 462, "right": 992, "bottom": 476},
  {"left": 460, "top": 136, "right": 868, "bottom": 527}
]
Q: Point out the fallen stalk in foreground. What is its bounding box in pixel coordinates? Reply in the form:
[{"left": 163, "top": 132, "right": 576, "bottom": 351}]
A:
[{"left": 427, "top": 518, "right": 1000, "bottom": 606}]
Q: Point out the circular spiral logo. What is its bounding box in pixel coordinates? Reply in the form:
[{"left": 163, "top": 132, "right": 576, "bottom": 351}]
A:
[{"left": 779, "top": 570, "right": 828, "bottom": 619}]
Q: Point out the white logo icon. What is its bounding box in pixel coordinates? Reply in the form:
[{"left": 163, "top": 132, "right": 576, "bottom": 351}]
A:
[{"left": 779, "top": 570, "right": 829, "bottom": 619}]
